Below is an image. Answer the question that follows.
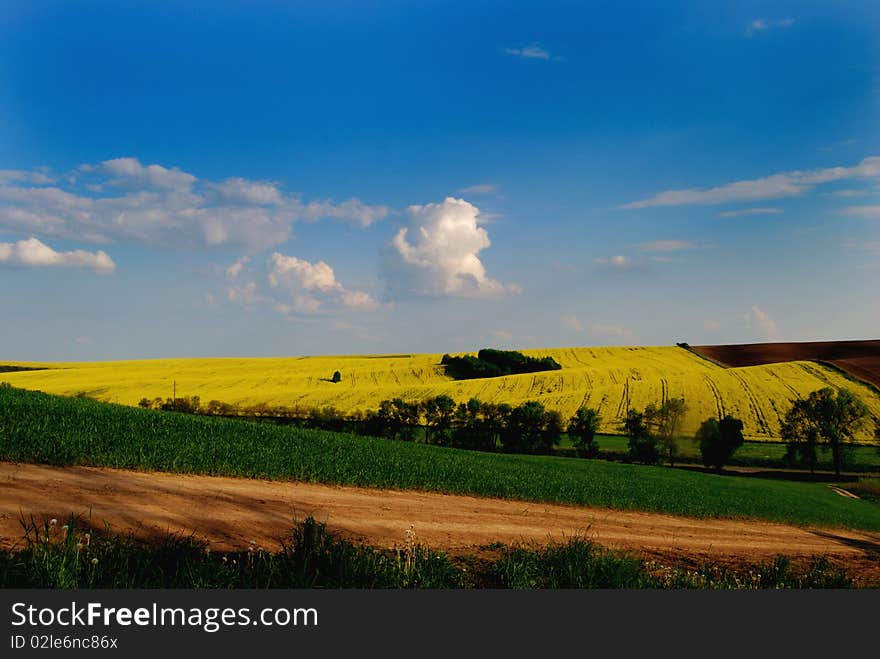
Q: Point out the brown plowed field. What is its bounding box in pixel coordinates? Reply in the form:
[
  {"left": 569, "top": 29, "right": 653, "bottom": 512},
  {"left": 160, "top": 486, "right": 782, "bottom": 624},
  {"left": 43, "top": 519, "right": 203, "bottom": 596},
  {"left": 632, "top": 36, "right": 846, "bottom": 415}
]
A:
[
  {"left": 2, "top": 462, "right": 879, "bottom": 578},
  {"left": 692, "top": 340, "right": 880, "bottom": 388}
]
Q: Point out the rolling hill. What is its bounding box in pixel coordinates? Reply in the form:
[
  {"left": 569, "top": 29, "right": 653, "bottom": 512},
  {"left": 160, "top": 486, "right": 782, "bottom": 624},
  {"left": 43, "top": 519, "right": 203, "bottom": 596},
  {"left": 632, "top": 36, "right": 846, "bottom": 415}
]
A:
[{"left": 4, "top": 345, "right": 880, "bottom": 441}]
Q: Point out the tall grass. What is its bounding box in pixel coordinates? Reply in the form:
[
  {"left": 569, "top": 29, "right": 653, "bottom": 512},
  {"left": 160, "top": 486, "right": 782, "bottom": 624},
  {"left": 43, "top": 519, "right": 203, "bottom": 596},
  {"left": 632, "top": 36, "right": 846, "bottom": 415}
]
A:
[
  {"left": 0, "top": 516, "right": 857, "bottom": 589},
  {"left": 2, "top": 385, "right": 880, "bottom": 530}
]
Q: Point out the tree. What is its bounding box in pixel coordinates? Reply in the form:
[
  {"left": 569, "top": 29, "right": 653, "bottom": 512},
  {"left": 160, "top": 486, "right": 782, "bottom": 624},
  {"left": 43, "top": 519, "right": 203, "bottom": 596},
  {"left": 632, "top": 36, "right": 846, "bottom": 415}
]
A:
[
  {"left": 568, "top": 407, "right": 602, "bottom": 458},
  {"left": 501, "top": 401, "right": 549, "bottom": 454},
  {"left": 331, "top": 370, "right": 341, "bottom": 383},
  {"left": 451, "top": 398, "right": 496, "bottom": 451},
  {"left": 540, "top": 409, "right": 564, "bottom": 454},
  {"left": 696, "top": 415, "right": 744, "bottom": 472},
  {"left": 624, "top": 409, "right": 660, "bottom": 465},
  {"left": 781, "top": 388, "right": 870, "bottom": 477},
  {"left": 424, "top": 394, "right": 456, "bottom": 445},
  {"left": 644, "top": 397, "right": 687, "bottom": 467}
]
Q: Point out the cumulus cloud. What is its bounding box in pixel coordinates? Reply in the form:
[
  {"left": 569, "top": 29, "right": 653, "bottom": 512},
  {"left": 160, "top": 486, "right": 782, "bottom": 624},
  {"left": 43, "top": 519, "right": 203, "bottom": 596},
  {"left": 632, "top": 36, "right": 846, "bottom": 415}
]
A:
[
  {"left": 384, "top": 197, "right": 517, "bottom": 298},
  {"left": 622, "top": 156, "right": 880, "bottom": 209},
  {"left": 718, "top": 207, "right": 783, "bottom": 218},
  {"left": 267, "top": 253, "right": 377, "bottom": 313},
  {"left": 745, "top": 305, "right": 778, "bottom": 338},
  {"left": 0, "top": 237, "right": 115, "bottom": 273},
  {"left": 0, "top": 158, "right": 390, "bottom": 251}
]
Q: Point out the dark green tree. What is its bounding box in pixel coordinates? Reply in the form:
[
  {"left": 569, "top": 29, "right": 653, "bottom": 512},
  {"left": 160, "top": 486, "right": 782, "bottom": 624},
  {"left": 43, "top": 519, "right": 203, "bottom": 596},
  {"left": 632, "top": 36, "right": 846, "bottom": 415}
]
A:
[
  {"left": 644, "top": 397, "right": 687, "bottom": 467},
  {"left": 781, "top": 388, "right": 870, "bottom": 477},
  {"left": 423, "top": 394, "right": 456, "bottom": 445},
  {"left": 568, "top": 407, "right": 602, "bottom": 458},
  {"left": 624, "top": 409, "right": 660, "bottom": 465},
  {"left": 501, "top": 401, "right": 549, "bottom": 453},
  {"left": 696, "top": 415, "right": 745, "bottom": 472},
  {"left": 331, "top": 370, "right": 341, "bottom": 383}
]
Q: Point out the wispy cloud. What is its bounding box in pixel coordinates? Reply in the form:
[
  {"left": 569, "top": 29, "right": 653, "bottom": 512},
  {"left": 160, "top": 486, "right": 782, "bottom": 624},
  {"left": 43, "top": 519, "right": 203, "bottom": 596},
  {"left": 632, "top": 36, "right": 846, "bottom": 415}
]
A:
[
  {"left": 827, "top": 188, "right": 872, "bottom": 198},
  {"left": 718, "top": 207, "right": 783, "bottom": 217},
  {"left": 747, "top": 18, "right": 794, "bottom": 36},
  {"left": 590, "top": 323, "right": 633, "bottom": 340},
  {"left": 458, "top": 183, "right": 499, "bottom": 196},
  {"left": 745, "top": 305, "right": 778, "bottom": 338},
  {"left": 594, "top": 255, "right": 633, "bottom": 270},
  {"left": 635, "top": 239, "right": 701, "bottom": 252},
  {"left": 840, "top": 205, "right": 880, "bottom": 219},
  {"left": 622, "top": 156, "right": 880, "bottom": 209},
  {"left": 504, "top": 44, "right": 559, "bottom": 61},
  {"left": 561, "top": 314, "right": 584, "bottom": 332}
]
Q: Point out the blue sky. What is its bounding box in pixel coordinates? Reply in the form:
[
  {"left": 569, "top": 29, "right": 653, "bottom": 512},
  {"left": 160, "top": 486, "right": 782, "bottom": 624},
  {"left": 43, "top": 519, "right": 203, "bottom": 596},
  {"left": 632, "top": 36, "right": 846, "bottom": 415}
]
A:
[{"left": 1, "top": 1, "right": 878, "bottom": 360}]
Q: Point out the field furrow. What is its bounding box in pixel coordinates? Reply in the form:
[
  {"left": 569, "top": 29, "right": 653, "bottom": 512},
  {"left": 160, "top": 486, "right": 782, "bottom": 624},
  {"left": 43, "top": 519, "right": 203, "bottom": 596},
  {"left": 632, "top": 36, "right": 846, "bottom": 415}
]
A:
[{"left": 3, "top": 346, "right": 879, "bottom": 441}]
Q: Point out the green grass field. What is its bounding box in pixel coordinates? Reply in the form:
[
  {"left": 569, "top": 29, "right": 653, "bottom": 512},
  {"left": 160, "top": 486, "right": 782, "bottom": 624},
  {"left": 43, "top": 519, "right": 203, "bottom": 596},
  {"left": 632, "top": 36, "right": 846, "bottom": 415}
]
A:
[
  {"left": 2, "top": 385, "right": 879, "bottom": 531},
  {"left": 564, "top": 434, "right": 880, "bottom": 472}
]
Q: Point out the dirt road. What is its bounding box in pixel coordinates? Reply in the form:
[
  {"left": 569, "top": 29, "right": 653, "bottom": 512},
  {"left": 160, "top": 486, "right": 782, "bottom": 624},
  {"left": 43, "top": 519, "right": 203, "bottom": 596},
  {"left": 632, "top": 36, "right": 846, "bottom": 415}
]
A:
[{"left": 2, "top": 462, "right": 879, "bottom": 566}]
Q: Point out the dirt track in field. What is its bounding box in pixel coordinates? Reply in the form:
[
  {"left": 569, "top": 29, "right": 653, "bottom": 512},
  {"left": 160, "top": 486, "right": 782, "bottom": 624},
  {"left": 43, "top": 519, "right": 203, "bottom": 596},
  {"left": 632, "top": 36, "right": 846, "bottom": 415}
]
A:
[
  {"left": 1, "top": 462, "right": 879, "bottom": 568},
  {"left": 692, "top": 339, "right": 880, "bottom": 388}
]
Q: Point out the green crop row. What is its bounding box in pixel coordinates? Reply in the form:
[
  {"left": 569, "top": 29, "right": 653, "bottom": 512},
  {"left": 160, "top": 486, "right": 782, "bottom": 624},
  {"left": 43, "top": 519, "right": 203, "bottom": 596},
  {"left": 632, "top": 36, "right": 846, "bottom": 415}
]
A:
[{"left": 1, "top": 385, "right": 879, "bottom": 530}]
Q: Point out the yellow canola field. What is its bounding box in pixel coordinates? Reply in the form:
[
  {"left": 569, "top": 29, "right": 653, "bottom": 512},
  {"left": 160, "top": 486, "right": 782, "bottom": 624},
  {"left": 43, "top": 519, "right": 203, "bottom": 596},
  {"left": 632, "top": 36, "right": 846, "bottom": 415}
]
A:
[{"left": 4, "top": 346, "right": 880, "bottom": 441}]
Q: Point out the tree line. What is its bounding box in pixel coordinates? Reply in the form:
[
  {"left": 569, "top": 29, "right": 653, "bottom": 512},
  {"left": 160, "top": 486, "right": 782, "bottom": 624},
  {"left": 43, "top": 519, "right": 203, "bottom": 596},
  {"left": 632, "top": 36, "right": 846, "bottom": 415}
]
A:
[
  {"left": 440, "top": 349, "right": 562, "bottom": 380},
  {"left": 138, "top": 385, "right": 876, "bottom": 474}
]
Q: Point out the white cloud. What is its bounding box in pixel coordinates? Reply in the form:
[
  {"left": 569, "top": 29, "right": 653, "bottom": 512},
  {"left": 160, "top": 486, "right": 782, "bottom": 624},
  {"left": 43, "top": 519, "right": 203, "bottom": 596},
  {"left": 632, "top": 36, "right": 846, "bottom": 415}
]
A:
[
  {"left": 268, "top": 252, "right": 377, "bottom": 313},
  {"left": 718, "top": 207, "right": 784, "bottom": 217},
  {"left": 458, "top": 184, "right": 498, "bottom": 196},
  {"left": 622, "top": 156, "right": 880, "bottom": 209},
  {"left": 595, "top": 255, "right": 633, "bottom": 270},
  {"left": 226, "top": 281, "right": 261, "bottom": 306},
  {"left": 384, "top": 197, "right": 516, "bottom": 298},
  {"left": 301, "top": 198, "right": 390, "bottom": 227},
  {"left": 209, "top": 178, "right": 283, "bottom": 206},
  {"left": 635, "top": 239, "right": 700, "bottom": 252},
  {"left": 840, "top": 205, "right": 880, "bottom": 219},
  {"left": 747, "top": 18, "right": 794, "bottom": 36},
  {"left": 504, "top": 44, "right": 557, "bottom": 60},
  {"left": 0, "top": 170, "right": 54, "bottom": 185},
  {"left": 827, "top": 189, "right": 872, "bottom": 198},
  {"left": 488, "top": 329, "right": 514, "bottom": 343},
  {"left": 0, "top": 159, "right": 390, "bottom": 251},
  {"left": 225, "top": 256, "right": 249, "bottom": 280},
  {"left": 745, "top": 305, "right": 778, "bottom": 338},
  {"left": 590, "top": 323, "right": 633, "bottom": 340},
  {"left": 561, "top": 314, "right": 584, "bottom": 332},
  {"left": 99, "top": 157, "right": 197, "bottom": 191},
  {"left": 0, "top": 237, "right": 115, "bottom": 274}
]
